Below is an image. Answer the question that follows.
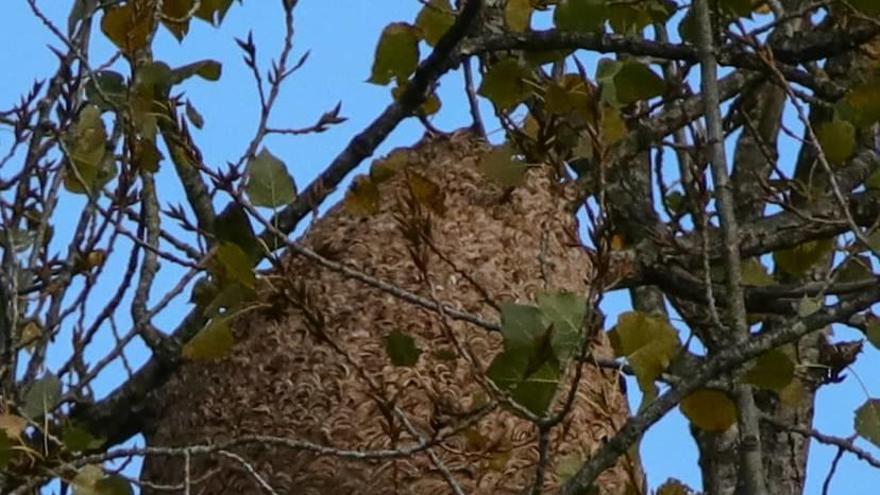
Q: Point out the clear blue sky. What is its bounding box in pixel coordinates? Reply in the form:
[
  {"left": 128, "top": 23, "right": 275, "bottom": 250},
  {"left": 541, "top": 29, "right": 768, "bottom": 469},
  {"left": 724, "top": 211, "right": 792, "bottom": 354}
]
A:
[{"left": 2, "top": 2, "right": 878, "bottom": 493}]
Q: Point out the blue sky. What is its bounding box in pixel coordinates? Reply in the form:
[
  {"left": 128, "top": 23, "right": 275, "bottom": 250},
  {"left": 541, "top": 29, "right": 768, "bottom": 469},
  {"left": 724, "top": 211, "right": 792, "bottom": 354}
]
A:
[{"left": 2, "top": 1, "right": 879, "bottom": 493}]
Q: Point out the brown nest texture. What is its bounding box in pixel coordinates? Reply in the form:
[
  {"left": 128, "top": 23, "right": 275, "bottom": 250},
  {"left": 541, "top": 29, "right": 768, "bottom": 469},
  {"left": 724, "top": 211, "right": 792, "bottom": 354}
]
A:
[{"left": 141, "top": 131, "right": 639, "bottom": 494}]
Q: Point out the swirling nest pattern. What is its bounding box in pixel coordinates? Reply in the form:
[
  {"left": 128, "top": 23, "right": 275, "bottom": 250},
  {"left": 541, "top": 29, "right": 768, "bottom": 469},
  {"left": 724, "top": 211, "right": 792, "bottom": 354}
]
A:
[{"left": 142, "top": 132, "right": 639, "bottom": 494}]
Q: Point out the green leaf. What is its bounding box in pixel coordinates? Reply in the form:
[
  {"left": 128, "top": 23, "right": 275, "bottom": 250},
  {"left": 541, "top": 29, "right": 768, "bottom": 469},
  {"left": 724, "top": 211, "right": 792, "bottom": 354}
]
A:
[
  {"left": 185, "top": 99, "right": 205, "bottom": 129},
  {"left": 478, "top": 58, "right": 534, "bottom": 111},
  {"left": 743, "top": 348, "right": 795, "bottom": 391},
  {"left": 608, "top": 311, "right": 680, "bottom": 393},
  {"left": 851, "top": 0, "right": 880, "bottom": 16},
  {"left": 85, "top": 71, "right": 127, "bottom": 111},
  {"left": 170, "top": 60, "right": 222, "bottom": 85},
  {"left": 384, "top": 330, "right": 422, "bottom": 367},
  {"left": 612, "top": 60, "right": 665, "bottom": 105},
  {"left": 505, "top": 0, "right": 533, "bottom": 32},
  {"left": 855, "top": 399, "right": 880, "bottom": 447},
  {"left": 866, "top": 169, "right": 880, "bottom": 190},
  {"left": 368, "top": 23, "right": 420, "bottom": 85},
  {"left": 22, "top": 373, "right": 62, "bottom": 419},
  {"left": 477, "top": 144, "right": 529, "bottom": 187},
  {"left": 94, "top": 475, "right": 134, "bottom": 495},
  {"left": 554, "top": 0, "right": 605, "bottom": 33},
  {"left": 500, "top": 302, "right": 548, "bottom": 351},
  {"left": 487, "top": 348, "right": 530, "bottom": 391},
  {"left": 214, "top": 203, "right": 260, "bottom": 260},
  {"left": 0, "top": 431, "right": 10, "bottom": 469},
  {"left": 680, "top": 389, "right": 737, "bottom": 432},
  {"left": 245, "top": 148, "right": 297, "bottom": 208},
  {"left": 865, "top": 319, "right": 880, "bottom": 350},
  {"left": 511, "top": 361, "right": 560, "bottom": 415},
  {"left": 63, "top": 424, "right": 104, "bottom": 452},
  {"left": 797, "top": 296, "right": 822, "bottom": 317},
  {"left": 773, "top": 238, "right": 834, "bottom": 276},
  {"left": 211, "top": 242, "right": 256, "bottom": 289},
  {"left": 816, "top": 120, "right": 855, "bottom": 165},
  {"left": 537, "top": 291, "right": 586, "bottom": 364},
  {"left": 415, "top": 0, "right": 455, "bottom": 46},
  {"left": 837, "top": 255, "right": 873, "bottom": 283},
  {"left": 194, "top": 0, "right": 235, "bottom": 25},
  {"left": 607, "top": 4, "right": 654, "bottom": 34},
  {"left": 182, "top": 317, "right": 234, "bottom": 361},
  {"left": 718, "top": 0, "right": 754, "bottom": 17}
]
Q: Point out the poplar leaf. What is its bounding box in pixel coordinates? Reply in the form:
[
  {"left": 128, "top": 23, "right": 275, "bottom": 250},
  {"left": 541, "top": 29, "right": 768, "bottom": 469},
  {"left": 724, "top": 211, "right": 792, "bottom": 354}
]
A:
[
  {"left": 680, "top": 389, "right": 737, "bottom": 432},
  {"left": 245, "top": 148, "right": 297, "bottom": 207},
  {"left": 855, "top": 399, "right": 880, "bottom": 447},
  {"left": 368, "top": 23, "right": 420, "bottom": 85},
  {"left": 182, "top": 318, "right": 234, "bottom": 361},
  {"left": 415, "top": 0, "right": 454, "bottom": 46},
  {"left": 385, "top": 330, "right": 422, "bottom": 367},
  {"left": 478, "top": 58, "right": 534, "bottom": 110}
]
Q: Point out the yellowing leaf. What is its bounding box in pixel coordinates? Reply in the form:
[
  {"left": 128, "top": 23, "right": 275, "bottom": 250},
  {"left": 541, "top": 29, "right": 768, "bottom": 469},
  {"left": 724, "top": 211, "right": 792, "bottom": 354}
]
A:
[
  {"left": 161, "top": 0, "right": 194, "bottom": 41},
  {"left": 855, "top": 398, "right": 880, "bottom": 447},
  {"left": 779, "top": 377, "right": 806, "bottom": 408},
  {"left": 368, "top": 23, "right": 420, "bottom": 85},
  {"left": 609, "top": 311, "right": 680, "bottom": 393},
  {"left": 680, "top": 389, "right": 737, "bottom": 432},
  {"left": 407, "top": 172, "right": 445, "bottom": 215},
  {"left": 392, "top": 83, "right": 441, "bottom": 116},
  {"left": 505, "top": 0, "right": 533, "bottom": 32},
  {"left": 656, "top": 478, "right": 697, "bottom": 495},
  {"left": 601, "top": 104, "right": 627, "bottom": 147},
  {"left": 345, "top": 175, "right": 381, "bottom": 215},
  {"left": 71, "top": 465, "right": 104, "bottom": 495},
  {"left": 245, "top": 148, "right": 297, "bottom": 208},
  {"left": 0, "top": 415, "right": 27, "bottom": 441},
  {"left": 773, "top": 238, "right": 833, "bottom": 276},
  {"left": 478, "top": 58, "right": 534, "bottom": 111},
  {"left": 743, "top": 348, "right": 795, "bottom": 391},
  {"left": 415, "top": 0, "right": 455, "bottom": 46},
  {"left": 478, "top": 144, "right": 529, "bottom": 187},
  {"left": 839, "top": 81, "right": 880, "bottom": 129},
  {"left": 194, "top": 0, "right": 235, "bottom": 25},
  {"left": 797, "top": 296, "right": 822, "bottom": 317},
  {"left": 816, "top": 120, "right": 855, "bottom": 165},
  {"left": 64, "top": 105, "right": 114, "bottom": 195},
  {"left": 370, "top": 149, "right": 410, "bottom": 184},
  {"left": 556, "top": 452, "right": 585, "bottom": 484},
  {"left": 101, "top": 2, "right": 153, "bottom": 58},
  {"left": 182, "top": 318, "right": 234, "bottom": 361},
  {"left": 741, "top": 258, "right": 775, "bottom": 286}
]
